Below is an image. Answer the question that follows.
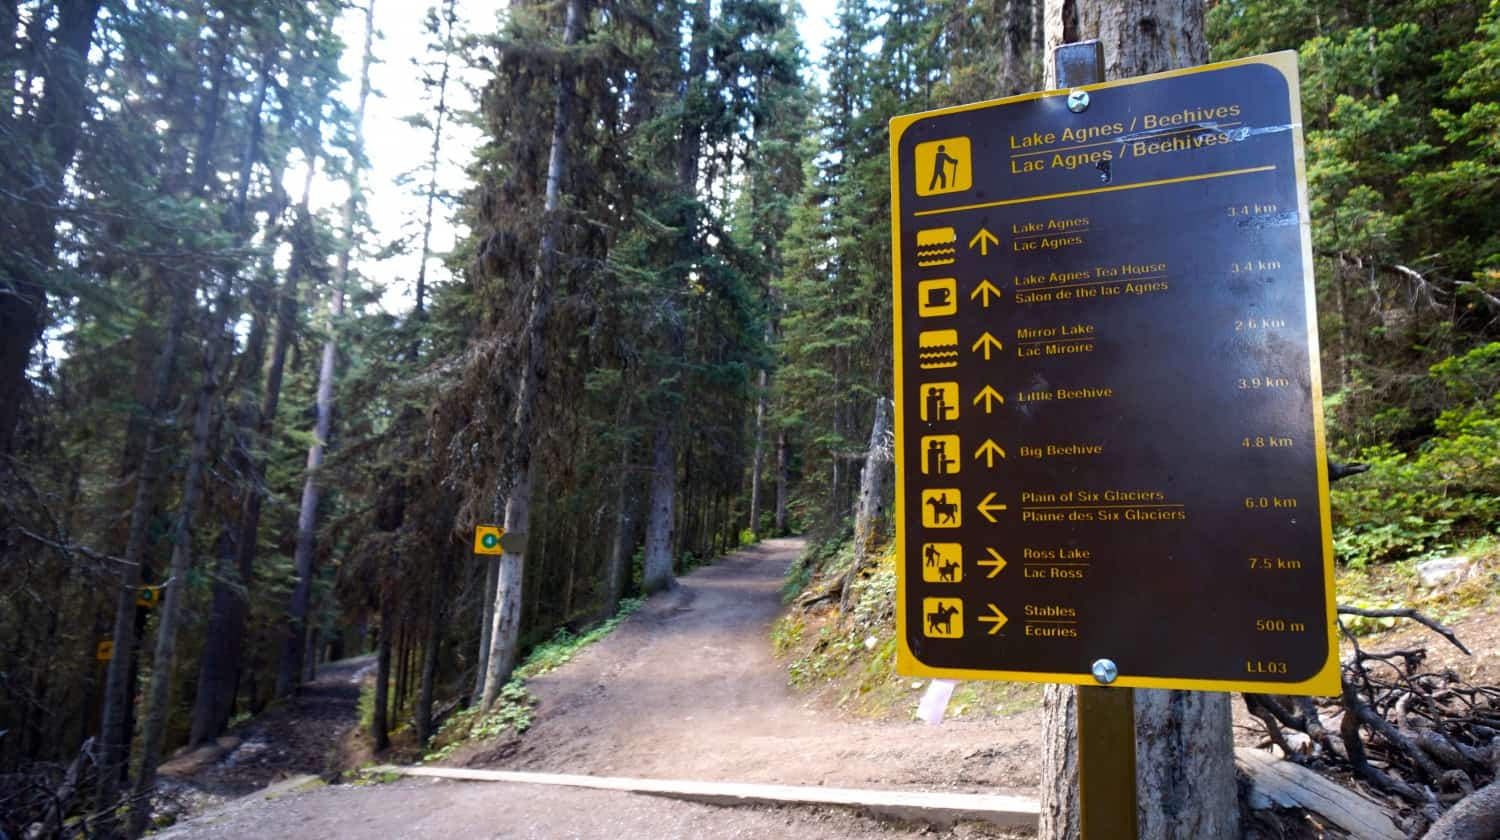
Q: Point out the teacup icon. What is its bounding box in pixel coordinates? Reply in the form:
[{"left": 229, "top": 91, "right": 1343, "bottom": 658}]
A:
[{"left": 917, "top": 278, "right": 958, "bottom": 317}]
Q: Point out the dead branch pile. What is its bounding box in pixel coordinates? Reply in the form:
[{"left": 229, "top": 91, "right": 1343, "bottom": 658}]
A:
[{"left": 1245, "top": 609, "right": 1500, "bottom": 838}]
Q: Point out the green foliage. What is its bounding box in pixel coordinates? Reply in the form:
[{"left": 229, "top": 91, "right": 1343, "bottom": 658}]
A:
[
  {"left": 779, "top": 528, "right": 853, "bottom": 603},
  {"left": 1333, "top": 343, "right": 1500, "bottom": 565}
]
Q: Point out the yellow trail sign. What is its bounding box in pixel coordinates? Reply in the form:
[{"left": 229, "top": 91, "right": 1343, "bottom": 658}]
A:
[{"left": 474, "top": 525, "right": 506, "bottom": 555}]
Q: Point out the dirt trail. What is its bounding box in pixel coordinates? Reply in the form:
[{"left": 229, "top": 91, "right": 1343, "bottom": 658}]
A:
[
  {"left": 477, "top": 538, "right": 1042, "bottom": 794},
  {"left": 162, "top": 540, "right": 1041, "bottom": 838},
  {"left": 157, "top": 655, "right": 372, "bottom": 809}
]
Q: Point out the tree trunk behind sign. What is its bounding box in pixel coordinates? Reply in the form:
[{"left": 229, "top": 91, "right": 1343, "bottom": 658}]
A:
[{"left": 1037, "top": 2, "right": 1239, "bottom": 838}]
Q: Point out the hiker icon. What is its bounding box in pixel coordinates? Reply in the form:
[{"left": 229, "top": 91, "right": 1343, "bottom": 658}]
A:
[
  {"left": 921, "top": 542, "right": 963, "bottom": 584},
  {"left": 922, "top": 598, "right": 963, "bottom": 638},
  {"left": 915, "top": 136, "right": 972, "bottom": 196},
  {"left": 928, "top": 145, "right": 960, "bottom": 191}
]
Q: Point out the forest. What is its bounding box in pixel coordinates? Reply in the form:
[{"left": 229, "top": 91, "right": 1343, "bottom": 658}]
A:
[{"left": 1, "top": 0, "right": 1497, "bottom": 836}]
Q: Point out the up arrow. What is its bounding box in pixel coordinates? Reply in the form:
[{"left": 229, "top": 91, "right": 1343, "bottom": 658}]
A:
[
  {"left": 978, "top": 548, "right": 1007, "bottom": 579},
  {"left": 977, "top": 491, "right": 1007, "bottom": 523},
  {"left": 973, "top": 385, "right": 1004, "bottom": 413},
  {"left": 975, "top": 439, "right": 1007, "bottom": 467},
  {"left": 979, "top": 604, "right": 1009, "bottom": 635},
  {"left": 968, "top": 227, "right": 999, "bottom": 256},
  {"left": 970, "top": 278, "right": 1002, "bottom": 308},
  {"left": 971, "top": 332, "right": 1003, "bottom": 360}
]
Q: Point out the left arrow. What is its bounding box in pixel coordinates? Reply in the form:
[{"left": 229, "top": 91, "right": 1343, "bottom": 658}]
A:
[
  {"left": 968, "top": 227, "right": 999, "bottom": 256},
  {"left": 979, "top": 604, "right": 1008, "bottom": 635},
  {"left": 977, "top": 492, "right": 1007, "bottom": 523},
  {"left": 971, "top": 332, "right": 1003, "bottom": 360},
  {"left": 975, "top": 439, "right": 1007, "bottom": 467}
]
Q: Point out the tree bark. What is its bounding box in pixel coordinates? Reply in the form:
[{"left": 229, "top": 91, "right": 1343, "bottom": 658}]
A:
[
  {"left": 1039, "top": 683, "right": 1081, "bottom": 840},
  {"left": 474, "top": 555, "right": 498, "bottom": 701},
  {"left": 641, "top": 422, "right": 677, "bottom": 593},
  {"left": 748, "top": 369, "right": 769, "bottom": 538},
  {"left": 1133, "top": 690, "right": 1239, "bottom": 839},
  {"left": 416, "top": 560, "right": 447, "bottom": 745},
  {"left": 190, "top": 152, "right": 317, "bottom": 744},
  {"left": 92, "top": 283, "right": 190, "bottom": 835},
  {"left": 0, "top": 0, "right": 103, "bottom": 463},
  {"left": 604, "top": 429, "right": 634, "bottom": 613},
  {"left": 851, "top": 397, "right": 890, "bottom": 560},
  {"left": 277, "top": 0, "right": 377, "bottom": 699},
  {"left": 480, "top": 0, "right": 584, "bottom": 711},
  {"left": 775, "top": 427, "right": 788, "bottom": 534},
  {"left": 1037, "top": 4, "right": 1234, "bottom": 839},
  {"left": 373, "top": 581, "right": 392, "bottom": 752},
  {"left": 1423, "top": 779, "right": 1500, "bottom": 840},
  {"left": 127, "top": 50, "right": 272, "bottom": 828},
  {"left": 125, "top": 312, "right": 228, "bottom": 836}
]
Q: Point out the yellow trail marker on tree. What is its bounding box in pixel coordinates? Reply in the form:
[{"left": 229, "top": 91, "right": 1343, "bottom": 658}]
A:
[{"left": 474, "top": 525, "right": 505, "bottom": 555}]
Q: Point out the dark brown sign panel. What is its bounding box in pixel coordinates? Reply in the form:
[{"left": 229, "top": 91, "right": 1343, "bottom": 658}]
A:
[{"left": 890, "top": 52, "right": 1339, "bottom": 694}]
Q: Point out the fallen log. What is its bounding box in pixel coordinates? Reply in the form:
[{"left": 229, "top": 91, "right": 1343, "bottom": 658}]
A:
[
  {"left": 1236, "top": 747, "right": 1403, "bottom": 840},
  {"left": 1423, "top": 778, "right": 1500, "bottom": 840}
]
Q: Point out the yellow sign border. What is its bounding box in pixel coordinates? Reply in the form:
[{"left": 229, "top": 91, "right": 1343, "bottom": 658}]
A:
[{"left": 889, "top": 51, "right": 1340, "bottom": 695}]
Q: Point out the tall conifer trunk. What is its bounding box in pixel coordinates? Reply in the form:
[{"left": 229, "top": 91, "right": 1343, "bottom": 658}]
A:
[
  {"left": 641, "top": 0, "right": 711, "bottom": 591},
  {"left": 1037, "top": 4, "right": 1236, "bottom": 838},
  {"left": 127, "top": 59, "right": 273, "bottom": 831},
  {"left": 480, "top": 0, "right": 584, "bottom": 710},
  {"left": 0, "top": 0, "right": 102, "bottom": 463},
  {"left": 277, "top": 0, "right": 377, "bottom": 699},
  {"left": 191, "top": 146, "right": 320, "bottom": 744},
  {"left": 748, "top": 368, "right": 769, "bottom": 537},
  {"left": 94, "top": 19, "right": 233, "bottom": 824}
]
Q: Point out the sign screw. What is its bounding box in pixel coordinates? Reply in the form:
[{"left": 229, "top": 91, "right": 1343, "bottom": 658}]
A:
[
  {"left": 1067, "top": 89, "right": 1091, "bottom": 113},
  {"left": 1091, "top": 658, "right": 1118, "bottom": 684}
]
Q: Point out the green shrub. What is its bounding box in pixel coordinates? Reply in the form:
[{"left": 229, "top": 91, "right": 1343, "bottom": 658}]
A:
[{"left": 1331, "top": 343, "right": 1500, "bottom": 565}]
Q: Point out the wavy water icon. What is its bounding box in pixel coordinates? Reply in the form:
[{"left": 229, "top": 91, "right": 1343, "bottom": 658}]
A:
[
  {"left": 915, "top": 227, "right": 957, "bottom": 267},
  {"left": 918, "top": 329, "right": 960, "bottom": 369}
]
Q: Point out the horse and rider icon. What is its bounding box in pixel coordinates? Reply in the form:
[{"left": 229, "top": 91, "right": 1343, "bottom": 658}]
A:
[
  {"left": 921, "top": 488, "right": 962, "bottom": 528},
  {"left": 922, "top": 598, "right": 963, "bottom": 638}
]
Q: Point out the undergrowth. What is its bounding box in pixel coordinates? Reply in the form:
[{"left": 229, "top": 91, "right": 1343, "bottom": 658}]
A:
[
  {"left": 773, "top": 538, "right": 1041, "bottom": 719},
  {"left": 1337, "top": 534, "right": 1500, "bottom": 637},
  {"left": 422, "top": 597, "right": 645, "bottom": 762}
]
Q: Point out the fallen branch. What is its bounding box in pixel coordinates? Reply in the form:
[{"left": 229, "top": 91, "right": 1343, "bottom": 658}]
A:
[{"left": 1338, "top": 606, "right": 1472, "bottom": 656}]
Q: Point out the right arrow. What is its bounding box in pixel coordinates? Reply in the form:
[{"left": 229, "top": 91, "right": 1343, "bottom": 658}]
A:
[
  {"left": 970, "top": 278, "right": 1002, "bottom": 307},
  {"left": 973, "top": 385, "right": 1004, "bottom": 413},
  {"left": 977, "top": 491, "right": 1007, "bottom": 523},
  {"left": 975, "top": 439, "right": 1007, "bottom": 467},
  {"left": 978, "top": 604, "right": 1008, "bottom": 635},
  {"left": 978, "top": 548, "right": 1007, "bottom": 579},
  {"left": 971, "top": 332, "right": 1003, "bottom": 360}
]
